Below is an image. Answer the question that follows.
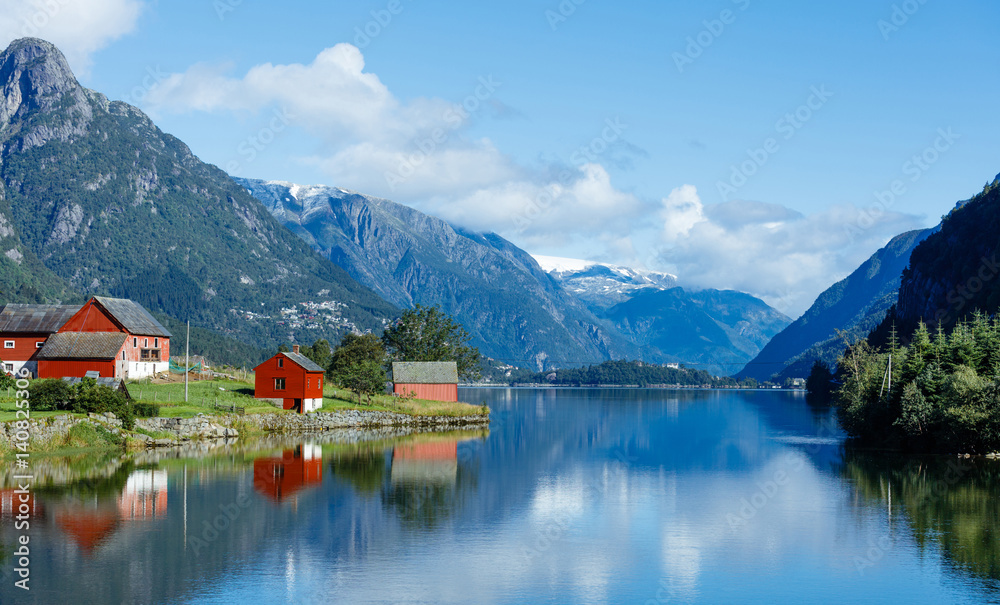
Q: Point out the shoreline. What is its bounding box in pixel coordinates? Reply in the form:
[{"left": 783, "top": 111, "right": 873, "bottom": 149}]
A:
[{"left": 1, "top": 408, "right": 490, "bottom": 453}]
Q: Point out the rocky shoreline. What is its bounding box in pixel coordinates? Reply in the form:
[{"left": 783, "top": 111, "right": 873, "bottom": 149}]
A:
[{"left": 1, "top": 409, "right": 490, "bottom": 450}]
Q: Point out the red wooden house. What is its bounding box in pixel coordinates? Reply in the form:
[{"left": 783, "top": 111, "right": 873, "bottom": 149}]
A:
[
  {"left": 0, "top": 304, "right": 80, "bottom": 377},
  {"left": 254, "top": 345, "right": 325, "bottom": 413},
  {"left": 392, "top": 361, "right": 458, "bottom": 402},
  {"left": 37, "top": 296, "right": 171, "bottom": 379}
]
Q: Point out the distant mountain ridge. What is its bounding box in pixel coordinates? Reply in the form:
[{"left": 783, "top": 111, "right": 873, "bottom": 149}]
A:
[
  {"left": 237, "top": 178, "right": 640, "bottom": 370},
  {"left": 737, "top": 228, "right": 933, "bottom": 381},
  {"left": 0, "top": 38, "right": 397, "bottom": 356}
]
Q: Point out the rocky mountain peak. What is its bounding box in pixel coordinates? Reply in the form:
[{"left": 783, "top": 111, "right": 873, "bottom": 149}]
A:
[{"left": 0, "top": 37, "right": 91, "bottom": 149}]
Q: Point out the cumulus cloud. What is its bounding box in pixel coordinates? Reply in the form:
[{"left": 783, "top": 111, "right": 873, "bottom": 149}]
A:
[
  {"left": 0, "top": 0, "right": 144, "bottom": 75},
  {"left": 652, "top": 186, "right": 925, "bottom": 316},
  {"left": 144, "top": 44, "right": 648, "bottom": 258}
]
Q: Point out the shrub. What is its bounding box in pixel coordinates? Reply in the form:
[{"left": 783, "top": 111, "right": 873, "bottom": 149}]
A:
[
  {"left": 28, "top": 379, "right": 74, "bottom": 411},
  {"left": 133, "top": 402, "right": 160, "bottom": 418}
]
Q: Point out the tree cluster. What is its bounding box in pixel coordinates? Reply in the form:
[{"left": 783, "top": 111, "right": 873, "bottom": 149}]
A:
[
  {"left": 831, "top": 312, "right": 1000, "bottom": 453},
  {"left": 293, "top": 305, "right": 481, "bottom": 403}
]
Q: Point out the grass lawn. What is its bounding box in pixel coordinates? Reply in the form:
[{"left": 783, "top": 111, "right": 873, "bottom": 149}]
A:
[{"left": 0, "top": 376, "right": 489, "bottom": 424}]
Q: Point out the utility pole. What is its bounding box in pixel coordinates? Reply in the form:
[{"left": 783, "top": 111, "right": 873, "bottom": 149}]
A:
[{"left": 185, "top": 320, "right": 190, "bottom": 403}]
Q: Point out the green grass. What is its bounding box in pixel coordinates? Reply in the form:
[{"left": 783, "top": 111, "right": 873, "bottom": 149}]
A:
[{"left": 322, "top": 385, "right": 489, "bottom": 417}]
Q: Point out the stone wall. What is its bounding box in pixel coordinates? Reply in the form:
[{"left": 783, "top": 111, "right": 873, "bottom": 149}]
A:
[{"left": 1, "top": 409, "right": 489, "bottom": 450}]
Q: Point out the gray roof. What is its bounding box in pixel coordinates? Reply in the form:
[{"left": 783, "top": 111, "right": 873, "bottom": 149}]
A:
[
  {"left": 0, "top": 304, "right": 80, "bottom": 333},
  {"left": 281, "top": 351, "right": 326, "bottom": 373},
  {"left": 392, "top": 361, "right": 458, "bottom": 384},
  {"left": 93, "top": 296, "right": 171, "bottom": 338},
  {"left": 37, "top": 332, "right": 128, "bottom": 359},
  {"left": 61, "top": 376, "right": 132, "bottom": 398}
]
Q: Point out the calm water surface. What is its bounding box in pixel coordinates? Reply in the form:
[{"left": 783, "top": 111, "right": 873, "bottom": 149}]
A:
[{"left": 3, "top": 388, "right": 1000, "bottom": 604}]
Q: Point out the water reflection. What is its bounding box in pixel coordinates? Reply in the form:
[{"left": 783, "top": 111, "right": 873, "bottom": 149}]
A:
[
  {"left": 3, "top": 390, "right": 1000, "bottom": 604},
  {"left": 843, "top": 449, "right": 1000, "bottom": 584},
  {"left": 253, "top": 444, "right": 323, "bottom": 504}
]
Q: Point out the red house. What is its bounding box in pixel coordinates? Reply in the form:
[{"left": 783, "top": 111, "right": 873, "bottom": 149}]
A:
[
  {"left": 0, "top": 304, "right": 79, "bottom": 377},
  {"left": 392, "top": 361, "right": 458, "bottom": 402},
  {"left": 254, "top": 345, "right": 325, "bottom": 413},
  {"left": 37, "top": 296, "right": 171, "bottom": 379}
]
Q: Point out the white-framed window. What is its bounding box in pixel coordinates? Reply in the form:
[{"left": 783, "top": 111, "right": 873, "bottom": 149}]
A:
[
  {"left": 3, "top": 363, "right": 12, "bottom": 372},
  {"left": 144, "top": 338, "right": 148, "bottom": 347},
  {"left": 274, "top": 378, "right": 286, "bottom": 390},
  {"left": 133, "top": 337, "right": 137, "bottom": 348},
  {"left": 35, "top": 342, "right": 44, "bottom": 348},
  {"left": 318, "top": 377, "right": 322, "bottom": 389},
  {"left": 278, "top": 357, "right": 283, "bottom": 368},
  {"left": 154, "top": 337, "right": 159, "bottom": 347},
  {"left": 3, "top": 341, "right": 13, "bottom": 349}
]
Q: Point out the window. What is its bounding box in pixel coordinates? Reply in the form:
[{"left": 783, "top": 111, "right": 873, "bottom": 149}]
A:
[
  {"left": 133, "top": 337, "right": 137, "bottom": 348},
  {"left": 274, "top": 378, "right": 286, "bottom": 390},
  {"left": 318, "top": 377, "right": 322, "bottom": 389},
  {"left": 307, "top": 378, "right": 310, "bottom": 389},
  {"left": 3, "top": 341, "right": 13, "bottom": 349},
  {"left": 140, "top": 349, "right": 161, "bottom": 362},
  {"left": 278, "top": 357, "right": 283, "bottom": 368},
  {"left": 144, "top": 338, "right": 148, "bottom": 347},
  {"left": 154, "top": 337, "right": 159, "bottom": 347},
  {"left": 3, "top": 363, "right": 11, "bottom": 372},
  {"left": 35, "top": 342, "right": 43, "bottom": 348},
  {"left": 122, "top": 351, "right": 126, "bottom": 360}
]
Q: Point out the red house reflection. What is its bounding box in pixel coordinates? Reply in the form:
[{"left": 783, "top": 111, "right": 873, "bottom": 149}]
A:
[
  {"left": 391, "top": 440, "right": 458, "bottom": 485},
  {"left": 253, "top": 444, "right": 323, "bottom": 503}
]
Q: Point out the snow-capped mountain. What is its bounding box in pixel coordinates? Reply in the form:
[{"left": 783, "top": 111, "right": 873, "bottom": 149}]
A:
[{"left": 532, "top": 254, "right": 678, "bottom": 309}]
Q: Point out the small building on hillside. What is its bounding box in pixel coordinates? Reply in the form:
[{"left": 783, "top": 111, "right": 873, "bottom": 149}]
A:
[
  {"left": 0, "top": 304, "right": 80, "bottom": 376},
  {"left": 391, "top": 361, "right": 458, "bottom": 402},
  {"left": 254, "top": 345, "right": 325, "bottom": 413}
]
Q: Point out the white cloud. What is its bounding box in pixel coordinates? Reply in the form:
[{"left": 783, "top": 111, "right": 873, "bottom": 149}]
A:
[
  {"left": 652, "top": 186, "right": 925, "bottom": 316},
  {"left": 0, "top": 0, "right": 144, "bottom": 75},
  {"left": 142, "top": 45, "right": 927, "bottom": 316}
]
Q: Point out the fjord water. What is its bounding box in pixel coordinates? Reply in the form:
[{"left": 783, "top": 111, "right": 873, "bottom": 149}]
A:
[{"left": 4, "top": 389, "right": 1000, "bottom": 604}]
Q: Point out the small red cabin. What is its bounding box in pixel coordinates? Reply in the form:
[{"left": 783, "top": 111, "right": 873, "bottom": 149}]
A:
[
  {"left": 254, "top": 345, "right": 325, "bottom": 413},
  {"left": 392, "top": 361, "right": 458, "bottom": 402}
]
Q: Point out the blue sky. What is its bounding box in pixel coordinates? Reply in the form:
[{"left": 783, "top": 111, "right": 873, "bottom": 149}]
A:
[{"left": 1, "top": 0, "right": 997, "bottom": 316}]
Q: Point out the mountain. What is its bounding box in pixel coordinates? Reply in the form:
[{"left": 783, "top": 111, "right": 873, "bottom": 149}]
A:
[
  {"left": 535, "top": 256, "right": 790, "bottom": 374},
  {"left": 235, "top": 178, "right": 639, "bottom": 370},
  {"left": 737, "top": 228, "right": 933, "bottom": 381},
  {"left": 0, "top": 38, "right": 397, "bottom": 354},
  {"left": 867, "top": 174, "right": 1000, "bottom": 345},
  {"left": 598, "top": 287, "right": 790, "bottom": 375},
  {"left": 532, "top": 255, "right": 677, "bottom": 310}
]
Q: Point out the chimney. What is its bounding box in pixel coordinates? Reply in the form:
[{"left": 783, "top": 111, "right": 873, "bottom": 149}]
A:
[{"left": 292, "top": 344, "right": 300, "bottom": 354}]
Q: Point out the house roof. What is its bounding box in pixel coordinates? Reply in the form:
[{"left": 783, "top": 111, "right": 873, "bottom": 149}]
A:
[
  {"left": 0, "top": 304, "right": 80, "bottom": 333},
  {"left": 37, "top": 332, "right": 128, "bottom": 360},
  {"left": 281, "top": 352, "right": 326, "bottom": 373},
  {"left": 392, "top": 361, "right": 458, "bottom": 384},
  {"left": 61, "top": 376, "right": 132, "bottom": 398},
  {"left": 92, "top": 297, "right": 171, "bottom": 338}
]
